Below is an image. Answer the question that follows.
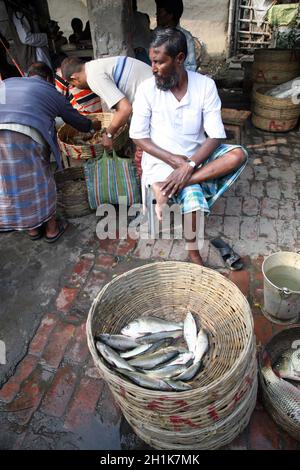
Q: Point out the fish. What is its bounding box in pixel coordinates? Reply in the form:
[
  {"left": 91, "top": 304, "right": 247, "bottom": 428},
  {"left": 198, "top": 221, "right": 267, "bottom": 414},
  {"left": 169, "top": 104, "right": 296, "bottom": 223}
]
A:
[
  {"left": 116, "top": 368, "right": 174, "bottom": 391},
  {"left": 194, "top": 328, "right": 209, "bottom": 363},
  {"left": 121, "top": 316, "right": 183, "bottom": 338},
  {"left": 136, "top": 329, "right": 183, "bottom": 344},
  {"left": 175, "top": 361, "right": 202, "bottom": 381},
  {"left": 146, "top": 364, "right": 188, "bottom": 379},
  {"left": 291, "top": 349, "right": 300, "bottom": 374},
  {"left": 183, "top": 311, "right": 198, "bottom": 353},
  {"left": 95, "top": 334, "right": 139, "bottom": 351},
  {"left": 96, "top": 342, "right": 135, "bottom": 371},
  {"left": 163, "top": 351, "right": 194, "bottom": 368},
  {"left": 261, "top": 351, "right": 300, "bottom": 426},
  {"left": 128, "top": 348, "right": 179, "bottom": 370},
  {"left": 120, "top": 338, "right": 175, "bottom": 359},
  {"left": 273, "top": 348, "right": 300, "bottom": 382},
  {"left": 165, "top": 379, "right": 193, "bottom": 391}
]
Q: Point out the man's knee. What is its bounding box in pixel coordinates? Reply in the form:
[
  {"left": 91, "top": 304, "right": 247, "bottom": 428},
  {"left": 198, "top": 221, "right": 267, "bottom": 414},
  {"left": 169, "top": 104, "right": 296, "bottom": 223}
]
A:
[{"left": 230, "top": 147, "right": 247, "bottom": 168}]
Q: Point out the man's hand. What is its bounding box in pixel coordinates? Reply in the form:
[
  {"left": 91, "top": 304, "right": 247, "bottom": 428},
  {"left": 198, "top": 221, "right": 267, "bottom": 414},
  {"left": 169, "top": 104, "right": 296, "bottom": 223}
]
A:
[
  {"left": 160, "top": 161, "right": 194, "bottom": 198},
  {"left": 91, "top": 120, "right": 102, "bottom": 132},
  {"left": 170, "top": 154, "right": 189, "bottom": 169},
  {"left": 102, "top": 132, "right": 113, "bottom": 150}
]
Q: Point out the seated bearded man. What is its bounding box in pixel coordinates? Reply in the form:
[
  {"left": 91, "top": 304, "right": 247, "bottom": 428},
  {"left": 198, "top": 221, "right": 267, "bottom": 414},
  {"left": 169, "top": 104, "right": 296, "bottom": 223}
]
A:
[{"left": 129, "top": 27, "right": 248, "bottom": 265}]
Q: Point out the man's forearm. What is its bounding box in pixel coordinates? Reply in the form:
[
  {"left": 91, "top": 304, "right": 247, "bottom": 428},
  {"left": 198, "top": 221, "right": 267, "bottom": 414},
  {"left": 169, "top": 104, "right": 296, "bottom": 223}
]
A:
[
  {"left": 133, "top": 138, "right": 186, "bottom": 169},
  {"left": 191, "top": 138, "right": 220, "bottom": 166},
  {"left": 107, "top": 98, "right": 132, "bottom": 135}
]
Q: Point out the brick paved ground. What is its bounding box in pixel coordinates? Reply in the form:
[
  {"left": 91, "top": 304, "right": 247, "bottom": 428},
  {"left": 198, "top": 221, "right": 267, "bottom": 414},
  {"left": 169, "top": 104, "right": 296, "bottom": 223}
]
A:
[{"left": 0, "top": 122, "right": 300, "bottom": 450}]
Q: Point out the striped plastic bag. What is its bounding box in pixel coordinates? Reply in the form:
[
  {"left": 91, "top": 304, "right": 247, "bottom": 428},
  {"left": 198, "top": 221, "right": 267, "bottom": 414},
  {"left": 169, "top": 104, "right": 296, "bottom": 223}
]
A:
[{"left": 83, "top": 150, "right": 141, "bottom": 209}]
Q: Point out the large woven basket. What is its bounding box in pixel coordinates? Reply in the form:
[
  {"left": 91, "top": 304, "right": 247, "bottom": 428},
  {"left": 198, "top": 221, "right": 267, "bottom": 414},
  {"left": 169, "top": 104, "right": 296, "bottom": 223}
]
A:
[
  {"left": 259, "top": 327, "right": 300, "bottom": 442},
  {"left": 57, "top": 112, "right": 129, "bottom": 161},
  {"left": 86, "top": 261, "right": 257, "bottom": 450},
  {"left": 55, "top": 167, "right": 93, "bottom": 218}
]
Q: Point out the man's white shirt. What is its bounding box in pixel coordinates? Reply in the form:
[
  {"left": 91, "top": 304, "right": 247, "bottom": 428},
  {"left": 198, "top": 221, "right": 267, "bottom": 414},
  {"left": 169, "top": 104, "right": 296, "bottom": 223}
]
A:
[{"left": 129, "top": 71, "right": 226, "bottom": 184}]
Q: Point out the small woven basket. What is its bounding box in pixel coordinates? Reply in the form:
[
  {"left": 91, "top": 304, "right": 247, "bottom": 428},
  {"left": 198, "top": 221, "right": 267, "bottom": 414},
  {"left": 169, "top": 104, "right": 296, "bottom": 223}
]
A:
[
  {"left": 259, "top": 326, "right": 300, "bottom": 442},
  {"left": 55, "top": 166, "right": 93, "bottom": 218},
  {"left": 86, "top": 261, "right": 257, "bottom": 449},
  {"left": 57, "top": 112, "right": 129, "bottom": 161}
]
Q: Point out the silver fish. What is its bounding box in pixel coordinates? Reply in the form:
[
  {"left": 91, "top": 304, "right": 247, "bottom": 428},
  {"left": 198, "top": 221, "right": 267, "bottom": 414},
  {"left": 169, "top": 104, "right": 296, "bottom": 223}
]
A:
[
  {"left": 165, "top": 379, "right": 193, "bottom": 391},
  {"left": 95, "top": 334, "right": 139, "bottom": 351},
  {"left": 136, "top": 329, "right": 183, "bottom": 344},
  {"left": 183, "top": 311, "right": 198, "bottom": 354},
  {"left": 163, "top": 351, "right": 194, "bottom": 368},
  {"left": 129, "top": 347, "right": 179, "bottom": 369},
  {"left": 121, "top": 316, "right": 183, "bottom": 338},
  {"left": 175, "top": 361, "right": 202, "bottom": 381},
  {"left": 120, "top": 344, "right": 153, "bottom": 359},
  {"left": 96, "top": 342, "right": 135, "bottom": 371},
  {"left": 291, "top": 349, "right": 300, "bottom": 374},
  {"left": 273, "top": 348, "right": 300, "bottom": 382},
  {"left": 120, "top": 338, "right": 175, "bottom": 359},
  {"left": 261, "top": 352, "right": 300, "bottom": 427},
  {"left": 146, "top": 364, "right": 188, "bottom": 379},
  {"left": 116, "top": 368, "right": 173, "bottom": 391},
  {"left": 194, "top": 328, "right": 209, "bottom": 363}
]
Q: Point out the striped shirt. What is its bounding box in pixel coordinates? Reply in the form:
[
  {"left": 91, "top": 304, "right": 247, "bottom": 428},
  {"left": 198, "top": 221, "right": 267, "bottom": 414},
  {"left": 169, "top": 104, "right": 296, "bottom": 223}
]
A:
[{"left": 55, "top": 69, "right": 102, "bottom": 115}]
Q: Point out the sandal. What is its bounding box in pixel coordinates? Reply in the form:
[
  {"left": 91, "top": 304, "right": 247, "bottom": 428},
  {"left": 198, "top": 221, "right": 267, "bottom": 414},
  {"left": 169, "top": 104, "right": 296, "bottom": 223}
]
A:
[
  {"left": 210, "top": 238, "right": 243, "bottom": 271},
  {"left": 44, "top": 220, "right": 68, "bottom": 244},
  {"left": 27, "top": 226, "right": 44, "bottom": 241}
]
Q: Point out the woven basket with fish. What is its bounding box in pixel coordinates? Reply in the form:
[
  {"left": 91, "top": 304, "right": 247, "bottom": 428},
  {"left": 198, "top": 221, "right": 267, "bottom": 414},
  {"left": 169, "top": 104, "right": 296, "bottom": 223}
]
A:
[
  {"left": 54, "top": 166, "right": 93, "bottom": 218},
  {"left": 259, "top": 326, "right": 300, "bottom": 442},
  {"left": 86, "top": 261, "right": 257, "bottom": 450},
  {"left": 57, "top": 112, "right": 129, "bottom": 161}
]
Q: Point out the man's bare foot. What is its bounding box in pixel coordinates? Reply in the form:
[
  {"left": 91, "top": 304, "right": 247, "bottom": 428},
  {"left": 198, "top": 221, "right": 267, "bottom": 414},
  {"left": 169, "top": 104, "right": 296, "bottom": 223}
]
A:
[
  {"left": 187, "top": 249, "right": 204, "bottom": 265},
  {"left": 152, "top": 182, "right": 168, "bottom": 221}
]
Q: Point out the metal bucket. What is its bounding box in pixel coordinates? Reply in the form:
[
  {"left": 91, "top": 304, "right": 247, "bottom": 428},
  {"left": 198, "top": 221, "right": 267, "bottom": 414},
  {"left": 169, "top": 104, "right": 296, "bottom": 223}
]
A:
[{"left": 262, "top": 252, "right": 300, "bottom": 324}]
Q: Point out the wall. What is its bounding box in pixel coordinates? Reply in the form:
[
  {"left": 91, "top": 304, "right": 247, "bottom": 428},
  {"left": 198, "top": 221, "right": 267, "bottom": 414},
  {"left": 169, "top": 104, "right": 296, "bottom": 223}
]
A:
[
  {"left": 48, "top": 0, "right": 88, "bottom": 39},
  {"left": 138, "top": 0, "right": 230, "bottom": 57}
]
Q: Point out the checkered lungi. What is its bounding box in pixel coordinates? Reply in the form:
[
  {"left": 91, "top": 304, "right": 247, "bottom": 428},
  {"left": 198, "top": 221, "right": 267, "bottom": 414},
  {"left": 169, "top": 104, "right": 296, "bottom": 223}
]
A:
[
  {"left": 0, "top": 130, "right": 56, "bottom": 230},
  {"left": 175, "top": 144, "right": 248, "bottom": 214}
]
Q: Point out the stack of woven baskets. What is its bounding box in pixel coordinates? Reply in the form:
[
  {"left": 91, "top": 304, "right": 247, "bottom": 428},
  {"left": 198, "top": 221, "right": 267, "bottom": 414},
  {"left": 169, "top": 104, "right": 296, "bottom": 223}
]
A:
[
  {"left": 251, "top": 49, "right": 300, "bottom": 132},
  {"left": 86, "top": 262, "right": 257, "bottom": 449},
  {"left": 55, "top": 166, "right": 92, "bottom": 218}
]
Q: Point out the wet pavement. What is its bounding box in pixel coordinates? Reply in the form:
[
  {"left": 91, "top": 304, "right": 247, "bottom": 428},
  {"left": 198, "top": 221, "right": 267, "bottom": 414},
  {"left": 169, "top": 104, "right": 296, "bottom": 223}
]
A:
[{"left": 0, "top": 121, "right": 300, "bottom": 450}]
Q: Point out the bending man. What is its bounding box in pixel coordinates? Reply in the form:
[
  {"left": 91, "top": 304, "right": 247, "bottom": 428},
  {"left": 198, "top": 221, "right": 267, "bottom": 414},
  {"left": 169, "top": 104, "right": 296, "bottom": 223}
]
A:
[
  {"left": 0, "top": 62, "right": 101, "bottom": 242},
  {"left": 61, "top": 55, "right": 152, "bottom": 150}
]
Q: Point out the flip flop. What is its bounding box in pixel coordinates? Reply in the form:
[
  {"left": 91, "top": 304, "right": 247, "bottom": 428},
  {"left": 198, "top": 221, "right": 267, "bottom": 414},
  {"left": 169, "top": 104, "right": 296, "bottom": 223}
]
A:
[
  {"left": 210, "top": 238, "right": 243, "bottom": 271},
  {"left": 44, "top": 220, "right": 68, "bottom": 244},
  {"left": 27, "top": 226, "right": 44, "bottom": 240}
]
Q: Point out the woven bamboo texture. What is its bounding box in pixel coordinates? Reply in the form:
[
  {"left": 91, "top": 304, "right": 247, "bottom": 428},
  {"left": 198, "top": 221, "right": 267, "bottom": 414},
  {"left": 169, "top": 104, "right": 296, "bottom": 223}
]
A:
[
  {"left": 252, "top": 113, "right": 298, "bottom": 132},
  {"left": 259, "top": 327, "right": 300, "bottom": 442},
  {"left": 252, "top": 49, "right": 300, "bottom": 85},
  {"left": 55, "top": 167, "right": 92, "bottom": 218},
  {"left": 86, "top": 261, "right": 257, "bottom": 449},
  {"left": 57, "top": 112, "right": 129, "bottom": 161}
]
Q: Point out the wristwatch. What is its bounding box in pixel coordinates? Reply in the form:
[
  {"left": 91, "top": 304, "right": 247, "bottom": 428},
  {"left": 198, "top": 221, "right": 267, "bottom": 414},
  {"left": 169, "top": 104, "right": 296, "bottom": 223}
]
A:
[
  {"left": 188, "top": 160, "right": 196, "bottom": 168},
  {"left": 106, "top": 132, "right": 113, "bottom": 139}
]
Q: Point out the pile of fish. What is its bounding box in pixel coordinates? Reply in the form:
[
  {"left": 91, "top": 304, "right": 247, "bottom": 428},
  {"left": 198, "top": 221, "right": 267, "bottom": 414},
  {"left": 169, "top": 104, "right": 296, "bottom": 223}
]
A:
[
  {"left": 66, "top": 129, "right": 104, "bottom": 146},
  {"left": 261, "top": 350, "right": 300, "bottom": 427},
  {"left": 94, "top": 312, "right": 209, "bottom": 392},
  {"left": 273, "top": 347, "right": 300, "bottom": 386}
]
